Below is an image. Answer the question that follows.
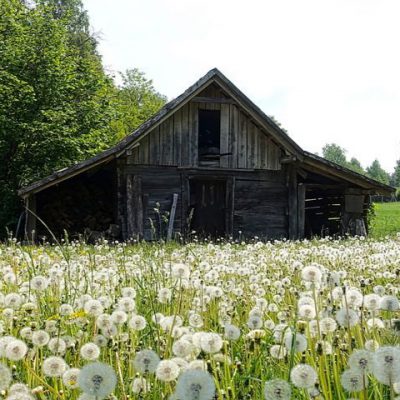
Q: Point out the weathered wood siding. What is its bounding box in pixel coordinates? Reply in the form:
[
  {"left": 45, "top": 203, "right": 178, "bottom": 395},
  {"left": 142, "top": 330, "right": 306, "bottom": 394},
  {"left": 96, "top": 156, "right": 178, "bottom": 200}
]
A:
[
  {"left": 233, "top": 171, "right": 288, "bottom": 239},
  {"left": 126, "top": 85, "right": 283, "bottom": 170},
  {"left": 118, "top": 165, "right": 183, "bottom": 240}
]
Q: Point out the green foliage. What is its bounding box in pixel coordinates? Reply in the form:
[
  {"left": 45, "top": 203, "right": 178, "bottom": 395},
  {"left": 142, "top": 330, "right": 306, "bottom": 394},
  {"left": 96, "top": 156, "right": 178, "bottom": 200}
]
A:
[
  {"left": 347, "top": 157, "right": 365, "bottom": 175},
  {"left": 0, "top": 0, "right": 166, "bottom": 237},
  {"left": 392, "top": 159, "right": 400, "bottom": 187},
  {"left": 111, "top": 69, "right": 166, "bottom": 139},
  {"left": 366, "top": 159, "right": 390, "bottom": 185},
  {"left": 321, "top": 143, "right": 367, "bottom": 175},
  {"left": 322, "top": 143, "right": 348, "bottom": 167}
]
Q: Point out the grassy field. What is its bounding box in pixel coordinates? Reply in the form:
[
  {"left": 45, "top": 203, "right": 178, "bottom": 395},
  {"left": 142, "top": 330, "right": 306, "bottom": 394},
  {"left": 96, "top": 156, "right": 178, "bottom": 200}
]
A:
[{"left": 370, "top": 201, "right": 400, "bottom": 238}]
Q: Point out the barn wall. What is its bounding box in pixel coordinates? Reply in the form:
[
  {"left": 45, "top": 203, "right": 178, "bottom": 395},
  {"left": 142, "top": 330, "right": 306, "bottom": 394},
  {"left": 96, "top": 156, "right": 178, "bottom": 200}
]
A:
[
  {"left": 126, "top": 84, "right": 283, "bottom": 170},
  {"left": 119, "top": 160, "right": 288, "bottom": 240},
  {"left": 233, "top": 171, "right": 288, "bottom": 239}
]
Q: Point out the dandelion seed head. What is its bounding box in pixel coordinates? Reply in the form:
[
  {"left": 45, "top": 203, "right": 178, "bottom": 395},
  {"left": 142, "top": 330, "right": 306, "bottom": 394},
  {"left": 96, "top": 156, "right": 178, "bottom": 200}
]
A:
[
  {"left": 341, "top": 369, "right": 367, "bottom": 392},
  {"left": 155, "top": 360, "right": 180, "bottom": 382},
  {"left": 175, "top": 370, "right": 216, "bottom": 400},
  {"left": 264, "top": 379, "right": 291, "bottom": 400},
  {"left": 80, "top": 343, "right": 100, "bottom": 361},
  {"left": 133, "top": 349, "right": 160, "bottom": 374},
  {"left": 62, "top": 368, "right": 81, "bottom": 388},
  {"left": 5, "top": 339, "right": 28, "bottom": 361},
  {"left": 78, "top": 362, "right": 117, "bottom": 399},
  {"left": 42, "top": 356, "right": 67, "bottom": 377},
  {"left": 290, "top": 363, "right": 318, "bottom": 388}
]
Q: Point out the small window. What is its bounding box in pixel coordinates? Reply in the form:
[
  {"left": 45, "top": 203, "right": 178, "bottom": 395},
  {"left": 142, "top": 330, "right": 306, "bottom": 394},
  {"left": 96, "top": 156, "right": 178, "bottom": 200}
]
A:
[{"left": 198, "top": 109, "right": 220, "bottom": 160}]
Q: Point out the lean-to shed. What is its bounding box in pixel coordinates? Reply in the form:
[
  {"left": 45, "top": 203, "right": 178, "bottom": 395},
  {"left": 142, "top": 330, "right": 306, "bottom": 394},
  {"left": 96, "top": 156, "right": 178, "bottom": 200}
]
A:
[{"left": 19, "top": 69, "right": 394, "bottom": 241}]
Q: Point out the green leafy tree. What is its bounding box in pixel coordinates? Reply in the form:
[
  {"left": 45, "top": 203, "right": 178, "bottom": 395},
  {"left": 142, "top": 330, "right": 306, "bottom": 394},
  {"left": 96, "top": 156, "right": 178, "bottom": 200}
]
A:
[
  {"left": 392, "top": 159, "right": 400, "bottom": 187},
  {"left": 0, "top": 0, "right": 117, "bottom": 235},
  {"left": 0, "top": 1, "right": 167, "bottom": 237},
  {"left": 111, "top": 69, "right": 167, "bottom": 139},
  {"left": 366, "top": 160, "right": 390, "bottom": 185},
  {"left": 348, "top": 157, "right": 365, "bottom": 175},
  {"left": 322, "top": 143, "right": 348, "bottom": 167}
]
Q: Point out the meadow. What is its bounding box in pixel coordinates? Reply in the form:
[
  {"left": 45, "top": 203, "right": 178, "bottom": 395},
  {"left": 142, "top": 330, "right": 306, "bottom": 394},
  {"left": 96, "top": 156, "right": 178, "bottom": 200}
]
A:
[
  {"left": 0, "top": 235, "right": 398, "bottom": 400},
  {"left": 370, "top": 202, "right": 400, "bottom": 238}
]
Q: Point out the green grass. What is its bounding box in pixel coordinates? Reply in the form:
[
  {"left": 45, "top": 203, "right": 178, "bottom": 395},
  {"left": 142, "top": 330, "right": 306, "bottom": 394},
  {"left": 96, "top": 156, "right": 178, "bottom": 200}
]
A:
[{"left": 370, "top": 201, "right": 400, "bottom": 237}]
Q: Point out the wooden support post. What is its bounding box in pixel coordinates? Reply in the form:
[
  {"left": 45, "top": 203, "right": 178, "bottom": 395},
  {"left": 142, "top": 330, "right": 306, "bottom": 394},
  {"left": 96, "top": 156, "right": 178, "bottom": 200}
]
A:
[
  {"left": 287, "top": 165, "right": 298, "bottom": 239},
  {"left": 24, "top": 195, "right": 37, "bottom": 242},
  {"left": 226, "top": 177, "right": 235, "bottom": 236},
  {"left": 297, "top": 183, "right": 305, "bottom": 239},
  {"left": 126, "top": 174, "right": 143, "bottom": 240},
  {"left": 167, "top": 193, "right": 178, "bottom": 241}
]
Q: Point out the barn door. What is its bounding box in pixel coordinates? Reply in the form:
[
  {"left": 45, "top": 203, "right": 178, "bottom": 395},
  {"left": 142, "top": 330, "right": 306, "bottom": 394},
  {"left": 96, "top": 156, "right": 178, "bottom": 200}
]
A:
[{"left": 189, "top": 179, "right": 226, "bottom": 237}]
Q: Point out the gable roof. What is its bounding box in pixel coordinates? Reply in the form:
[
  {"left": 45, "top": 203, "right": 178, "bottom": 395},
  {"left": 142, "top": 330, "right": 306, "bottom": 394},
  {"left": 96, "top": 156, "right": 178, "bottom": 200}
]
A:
[{"left": 18, "top": 68, "right": 395, "bottom": 197}]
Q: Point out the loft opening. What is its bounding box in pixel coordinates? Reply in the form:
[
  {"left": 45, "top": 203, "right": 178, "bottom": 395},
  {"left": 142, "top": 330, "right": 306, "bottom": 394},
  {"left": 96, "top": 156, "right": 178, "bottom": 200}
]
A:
[{"left": 198, "top": 109, "right": 220, "bottom": 161}]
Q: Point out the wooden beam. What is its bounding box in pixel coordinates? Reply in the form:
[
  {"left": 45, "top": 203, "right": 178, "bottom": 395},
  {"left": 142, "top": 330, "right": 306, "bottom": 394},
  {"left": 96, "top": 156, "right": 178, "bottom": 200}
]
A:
[
  {"left": 25, "top": 195, "right": 37, "bottom": 242},
  {"left": 191, "top": 96, "right": 236, "bottom": 104},
  {"left": 167, "top": 193, "right": 178, "bottom": 241},
  {"left": 297, "top": 183, "right": 305, "bottom": 239},
  {"left": 287, "top": 165, "right": 298, "bottom": 239},
  {"left": 126, "top": 174, "right": 143, "bottom": 239}
]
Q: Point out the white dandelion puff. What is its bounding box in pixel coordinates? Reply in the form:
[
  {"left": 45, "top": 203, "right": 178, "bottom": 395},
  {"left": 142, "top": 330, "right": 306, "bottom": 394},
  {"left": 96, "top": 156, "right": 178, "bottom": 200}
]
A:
[
  {"left": 264, "top": 379, "right": 291, "bottom": 400},
  {"left": 290, "top": 363, "right": 318, "bottom": 388},
  {"left": 43, "top": 356, "right": 68, "bottom": 377},
  {"left": 336, "top": 308, "right": 359, "bottom": 328},
  {"left": 32, "top": 330, "right": 50, "bottom": 347},
  {"left": 155, "top": 360, "right": 180, "bottom": 382},
  {"left": 0, "top": 363, "right": 12, "bottom": 390},
  {"left": 128, "top": 315, "right": 147, "bottom": 331},
  {"left": 380, "top": 295, "right": 399, "bottom": 311},
  {"left": 372, "top": 346, "right": 400, "bottom": 385},
  {"left": 341, "top": 369, "right": 368, "bottom": 392},
  {"left": 175, "top": 370, "right": 216, "bottom": 400},
  {"left": 77, "top": 362, "right": 117, "bottom": 399},
  {"left": 133, "top": 349, "right": 160, "bottom": 374},
  {"left": 80, "top": 343, "right": 101, "bottom": 361},
  {"left": 224, "top": 324, "right": 241, "bottom": 341},
  {"left": 5, "top": 339, "right": 28, "bottom": 361},
  {"left": 62, "top": 368, "right": 81, "bottom": 389}
]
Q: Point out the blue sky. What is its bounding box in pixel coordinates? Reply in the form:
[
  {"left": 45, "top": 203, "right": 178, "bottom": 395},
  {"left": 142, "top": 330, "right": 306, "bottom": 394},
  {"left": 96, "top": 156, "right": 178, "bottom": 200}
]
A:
[{"left": 83, "top": 0, "right": 400, "bottom": 172}]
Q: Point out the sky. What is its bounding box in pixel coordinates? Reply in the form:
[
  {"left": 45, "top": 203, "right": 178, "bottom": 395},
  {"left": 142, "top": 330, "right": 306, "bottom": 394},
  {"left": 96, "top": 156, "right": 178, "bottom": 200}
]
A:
[{"left": 83, "top": 0, "right": 400, "bottom": 172}]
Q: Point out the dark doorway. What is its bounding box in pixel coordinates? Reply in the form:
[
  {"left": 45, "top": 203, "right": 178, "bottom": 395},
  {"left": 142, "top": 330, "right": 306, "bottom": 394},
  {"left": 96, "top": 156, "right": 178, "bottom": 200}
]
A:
[
  {"left": 198, "top": 109, "right": 221, "bottom": 161},
  {"left": 189, "top": 179, "right": 226, "bottom": 237}
]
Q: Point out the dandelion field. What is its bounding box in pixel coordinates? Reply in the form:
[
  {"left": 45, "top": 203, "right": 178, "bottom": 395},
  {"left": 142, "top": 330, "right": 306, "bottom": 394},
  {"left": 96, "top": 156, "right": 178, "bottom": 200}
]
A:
[{"left": 0, "top": 236, "right": 399, "bottom": 400}]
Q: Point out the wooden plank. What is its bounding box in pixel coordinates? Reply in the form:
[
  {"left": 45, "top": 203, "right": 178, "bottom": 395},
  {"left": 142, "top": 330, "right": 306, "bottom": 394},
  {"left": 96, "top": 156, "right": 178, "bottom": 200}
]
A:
[
  {"left": 149, "top": 127, "right": 160, "bottom": 165},
  {"left": 173, "top": 108, "right": 182, "bottom": 166},
  {"left": 164, "top": 117, "right": 174, "bottom": 165},
  {"left": 159, "top": 120, "right": 167, "bottom": 165},
  {"left": 25, "top": 194, "right": 37, "bottom": 242},
  {"left": 298, "top": 183, "right": 305, "bottom": 239},
  {"left": 229, "top": 105, "right": 238, "bottom": 169},
  {"left": 126, "top": 174, "right": 134, "bottom": 238},
  {"left": 254, "top": 125, "right": 261, "bottom": 168},
  {"left": 238, "top": 111, "right": 247, "bottom": 168},
  {"left": 247, "top": 122, "right": 256, "bottom": 168},
  {"left": 126, "top": 174, "right": 143, "bottom": 239},
  {"left": 167, "top": 193, "right": 179, "bottom": 241},
  {"left": 220, "top": 104, "right": 230, "bottom": 168},
  {"left": 191, "top": 96, "right": 236, "bottom": 104},
  {"left": 189, "top": 102, "right": 198, "bottom": 167},
  {"left": 226, "top": 177, "right": 234, "bottom": 235},
  {"left": 287, "top": 165, "right": 298, "bottom": 239},
  {"left": 139, "top": 135, "right": 150, "bottom": 164},
  {"left": 180, "top": 104, "right": 190, "bottom": 166}
]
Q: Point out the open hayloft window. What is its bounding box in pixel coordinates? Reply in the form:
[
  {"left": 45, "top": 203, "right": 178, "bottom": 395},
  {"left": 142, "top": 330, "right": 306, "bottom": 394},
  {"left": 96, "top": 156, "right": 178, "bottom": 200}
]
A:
[{"left": 198, "top": 109, "right": 220, "bottom": 161}]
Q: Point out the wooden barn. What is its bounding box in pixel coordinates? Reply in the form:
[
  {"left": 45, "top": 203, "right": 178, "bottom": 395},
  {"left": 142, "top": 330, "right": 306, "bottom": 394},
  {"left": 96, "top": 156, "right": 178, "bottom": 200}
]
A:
[{"left": 19, "top": 69, "right": 394, "bottom": 241}]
